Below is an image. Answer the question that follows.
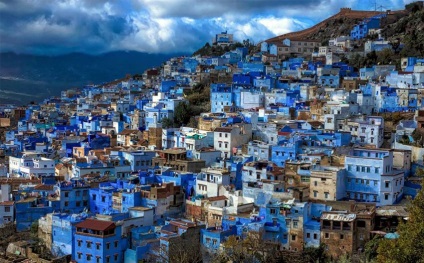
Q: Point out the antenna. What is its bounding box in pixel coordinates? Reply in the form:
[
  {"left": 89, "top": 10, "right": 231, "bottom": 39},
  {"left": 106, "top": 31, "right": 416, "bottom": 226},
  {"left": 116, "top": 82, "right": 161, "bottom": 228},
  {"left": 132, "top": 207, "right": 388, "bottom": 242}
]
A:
[{"left": 371, "top": 0, "right": 387, "bottom": 11}]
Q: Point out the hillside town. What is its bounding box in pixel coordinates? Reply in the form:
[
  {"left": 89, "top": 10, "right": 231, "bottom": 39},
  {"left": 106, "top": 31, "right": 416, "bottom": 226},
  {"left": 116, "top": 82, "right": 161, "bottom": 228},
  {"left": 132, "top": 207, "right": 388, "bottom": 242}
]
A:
[{"left": 0, "top": 5, "right": 424, "bottom": 263}]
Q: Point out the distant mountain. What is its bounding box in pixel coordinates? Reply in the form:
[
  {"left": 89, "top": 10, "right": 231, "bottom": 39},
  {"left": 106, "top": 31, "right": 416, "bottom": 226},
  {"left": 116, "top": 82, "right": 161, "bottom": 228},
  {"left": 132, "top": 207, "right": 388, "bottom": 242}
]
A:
[{"left": 0, "top": 51, "right": 184, "bottom": 105}]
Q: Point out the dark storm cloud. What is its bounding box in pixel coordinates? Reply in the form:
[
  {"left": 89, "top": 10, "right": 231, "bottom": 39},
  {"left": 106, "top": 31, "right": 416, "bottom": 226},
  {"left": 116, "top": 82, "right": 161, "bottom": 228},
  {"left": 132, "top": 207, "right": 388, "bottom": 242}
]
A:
[
  {"left": 0, "top": 0, "right": 413, "bottom": 55},
  {"left": 137, "top": 0, "right": 329, "bottom": 19}
]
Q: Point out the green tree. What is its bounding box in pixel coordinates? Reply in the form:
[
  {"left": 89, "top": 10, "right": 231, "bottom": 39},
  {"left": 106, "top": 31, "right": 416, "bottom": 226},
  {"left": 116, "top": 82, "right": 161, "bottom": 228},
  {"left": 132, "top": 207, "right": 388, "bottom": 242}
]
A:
[
  {"left": 161, "top": 117, "right": 174, "bottom": 129},
  {"left": 174, "top": 102, "right": 191, "bottom": 127},
  {"left": 377, "top": 182, "right": 424, "bottom": 263},
  {"left": 365, "top": 235, "right": 383, "bottom": 261},
  {"left": 415, "top": 167, "right": 424, "bottom": 177},
  {"left": 302, "top": 243, "right": 328, "bottom": 263}
]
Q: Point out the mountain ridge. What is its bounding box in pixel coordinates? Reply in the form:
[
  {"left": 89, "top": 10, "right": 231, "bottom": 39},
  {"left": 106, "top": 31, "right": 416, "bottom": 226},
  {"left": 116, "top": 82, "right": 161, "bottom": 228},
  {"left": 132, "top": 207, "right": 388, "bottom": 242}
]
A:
[{"left": 0, "top": 51, "right": 185, "bottom": 105}]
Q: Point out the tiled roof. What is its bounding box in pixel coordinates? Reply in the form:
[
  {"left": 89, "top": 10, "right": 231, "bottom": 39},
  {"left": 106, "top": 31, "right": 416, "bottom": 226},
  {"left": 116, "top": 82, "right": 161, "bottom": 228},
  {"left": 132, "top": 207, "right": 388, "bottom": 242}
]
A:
[
  {"left": 75, "top": 219, "right": 116, "bottom": 231},
  {"left": 118, "top": 129, "right": 139, "bottom": 135},
  {"left": 34, "top": 184, "right": 54, "bottom": 191},
  {"left": 0, "top": 201, "right": 14, "bottom": 206},
  {"left": 214, "top": 127, "right": 233, "bottom": 132},
  {"left": 207, "top": 196, "right": 228, "bottom": 202}
]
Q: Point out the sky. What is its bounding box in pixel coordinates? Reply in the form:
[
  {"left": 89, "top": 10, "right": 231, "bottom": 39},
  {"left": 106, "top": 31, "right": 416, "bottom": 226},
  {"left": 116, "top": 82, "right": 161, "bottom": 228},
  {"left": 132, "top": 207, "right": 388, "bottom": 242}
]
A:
[{"left": 0, "top": 0, "right": 417, "bottom": 55}]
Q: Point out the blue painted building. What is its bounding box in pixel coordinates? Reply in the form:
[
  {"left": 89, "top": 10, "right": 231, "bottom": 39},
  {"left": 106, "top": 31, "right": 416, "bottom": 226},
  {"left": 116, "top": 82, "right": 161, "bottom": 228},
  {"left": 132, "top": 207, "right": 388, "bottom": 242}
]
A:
[
  {"left": 345, "top": 148, "right": 404, "bottom": 205},
  {"left": 89, "top": 183, "right": 118, "bottom": 214},
  {"left": 55, "top": 179, "right": 90, "bottom": 213},
  {"left": 121, "top": 150, "right": 156, "bottom": 172},
  {"left": 51, "top": 212, "right": 89, "bottom": 256},
  {"left": 350, "top": 17, "right": 382, "bottom": 40},
  {"left": 210, "top": 84, "right": 233, "bottom": 113},
  {"left": 73, "top": 218, "right": 124, "bottom": 263},
  {"left": 201, "top": 225, "right": 237, "bottom": 251},
  {"left": 271, "top": 140, "right": 301, "bottom": 167},
  {"left": 124, "top": 226, "right": 159, "bottom": 263},
  {"left": 15, "top": 197, "right": 54, "bottom": 232}
]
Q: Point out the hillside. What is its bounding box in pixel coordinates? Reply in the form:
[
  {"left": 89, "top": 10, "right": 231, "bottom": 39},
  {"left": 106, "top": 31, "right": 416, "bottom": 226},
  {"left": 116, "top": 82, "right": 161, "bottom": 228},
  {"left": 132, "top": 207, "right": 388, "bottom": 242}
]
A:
[
  {"left": 266, "top": 8, "right": 386, "bottom": 43},
  {"left": 382, "top": 3, "right": 424, "bottom": 57}
]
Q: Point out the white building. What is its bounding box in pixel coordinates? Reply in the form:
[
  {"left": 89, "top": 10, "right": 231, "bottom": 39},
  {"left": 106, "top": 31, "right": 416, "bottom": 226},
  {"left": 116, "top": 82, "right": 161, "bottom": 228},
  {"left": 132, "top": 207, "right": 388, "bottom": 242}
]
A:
[
  {"left": 241, "top": 161, "right": 284, "bottom": 183},
  {"left": 323, "top": 102, "right": 351, "bottom": 131},
  {"left": 196, "top": 168, "right": 231, "bottom": 198},
  {"left": 340, "top": 116, "right": 384, "bottom": 148},
  {"left": 0, "top": 201, "right": 14, "bottom": 225},
  {"left": 9, "top": 154, "right": 55, "bottom": 178},
  {"left": 214, "top": 124, "right": 252, "bottom": 159},
  {"left": 213, "top": 31, "right": 234, "bottom": 47}
]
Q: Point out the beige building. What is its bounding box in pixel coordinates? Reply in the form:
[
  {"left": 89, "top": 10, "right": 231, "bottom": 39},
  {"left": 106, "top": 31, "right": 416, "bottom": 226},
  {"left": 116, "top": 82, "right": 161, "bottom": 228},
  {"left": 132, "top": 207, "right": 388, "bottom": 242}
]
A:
[
  {"left": 152, "top": 148, "right": 205, "bottom": 173},
  {"left": 309, "top": 166, "right": 346, "bottom": 201}
]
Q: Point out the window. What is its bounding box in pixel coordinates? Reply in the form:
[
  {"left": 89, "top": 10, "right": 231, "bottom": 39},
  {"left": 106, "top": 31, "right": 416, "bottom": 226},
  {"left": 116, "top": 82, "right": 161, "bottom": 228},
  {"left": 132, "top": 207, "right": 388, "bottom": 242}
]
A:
[
  {"left": 4, "top": 206, "right": 10, "bottom": 212},
  {"left": 106, "top": 242, "right": 110, "bottom": 249},
  {"left": 64, "top": 192, "right": 69, "bottom": 198},
  {"left": 385, "top": 181, "right": 390, "bottom": 188},
  {"left": 324, "top": 233, "right": 329, "bottom": 239},
  {"left": 78, "top": 253, "right": 82, "bottom": 259},
  {"left": 87, "top": 241, "right": 92, "bottom": 248},
  {"left": 114, "top": 241, "right": 118, "bottom": 248},
  {"left": 92, "top": 194, "right": 96, "bottom": 200},
  {"left": 86, "top": 254, "right": 92, "bottom": 261},
  {"left": 101, "top": 196, "right": 106, "bottom": 202},
  {"left": 357, "top": 220, "right": 366, "bottom": 228},
  {"left": 356, "top": 166, "right": 360, "bottom": 172},
  {"left": 314, "top": 181, "right": 318, "bottom": 186},
  {"left": 324, "top": 192, "right": 329, "bottom": 199},
  {"left": 375, "top": 167, "right": 379, "bottom": 174},
  {"left": 64, "top": 201, "right": 69, "bottom": 207},
  {"left": 96, "top": 257, "right": 101, "bottom": 263},
  {"left": 293, "top": 221, "right": 298, "bottom": 228},
  {"left": 313, "top": 233, "right": 318, "bottom": 239},
  {"left": 114, "top": 254, "right": 118, "bottom": 261},
  {"left": 270, "top": 208, "right": 276, "bottom": 214},
  {"left": 219, "top": 133, "right": 222, "bottom": 137},
  {"left": 366, "top": 167, "right": 371, "bottom": 173},
  {"left": 313, "top": 191, "right": 318, "bottom": 198},
  {"left": 340, "top": 234, "right": 344, "bottom": 239},
  {"left": 307, "top": 233, "right": 310, "bottom": 238},
  {"left": 96, "top": 243, "right": 100, "bottom": 249},
  {"left": 76, "top": 191, "right": 80, "bottom": 197},
  {"left": 77, "top": 240, "right": 82, "bottom": 247},
  {"left": 106, "top": 256, "right": 110, "bottom": 263},
  {"left": 385, "top": 194, "right": 389, "bottom": 200},
  {"left": 291, "top": 235, "right": 296, "bottom": 241}
]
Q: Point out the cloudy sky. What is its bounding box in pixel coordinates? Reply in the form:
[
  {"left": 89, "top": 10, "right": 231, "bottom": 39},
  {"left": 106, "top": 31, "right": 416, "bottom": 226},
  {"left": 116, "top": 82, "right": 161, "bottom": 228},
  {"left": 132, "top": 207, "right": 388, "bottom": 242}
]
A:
[{"left": 0, "top": 0, "right": 416, "bottom": 55}]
